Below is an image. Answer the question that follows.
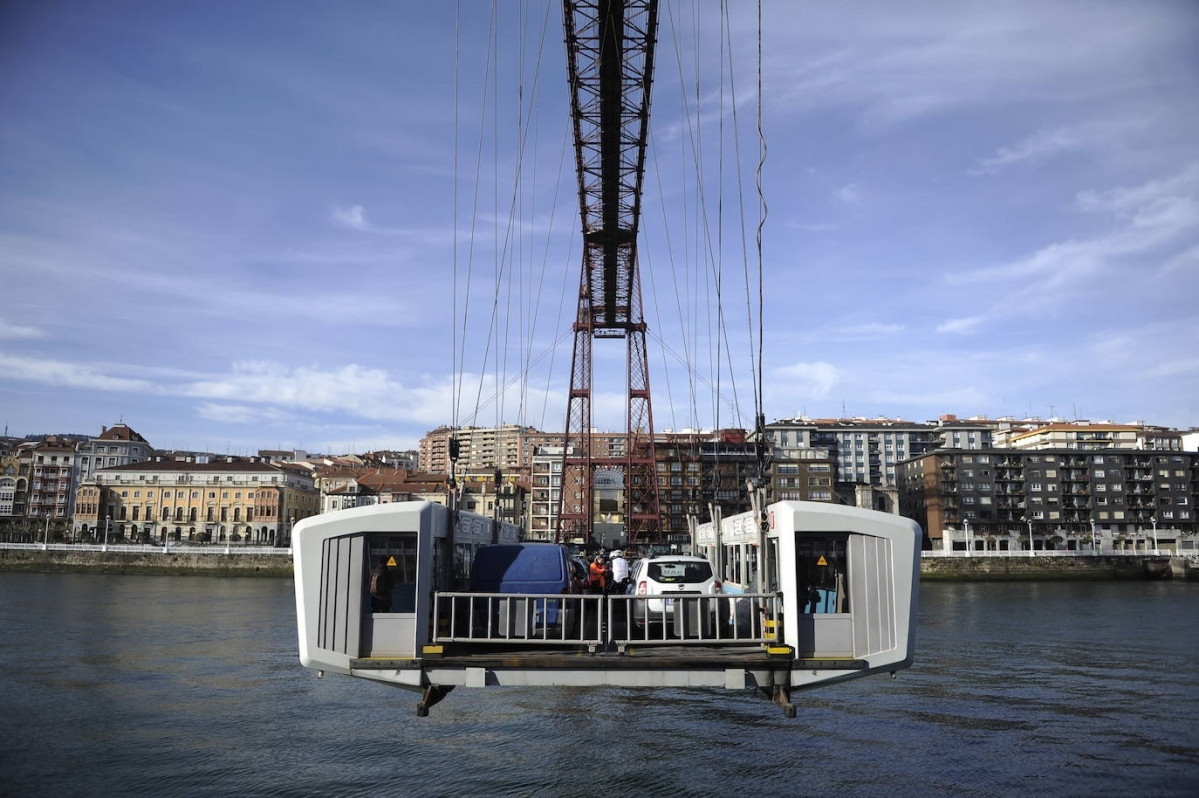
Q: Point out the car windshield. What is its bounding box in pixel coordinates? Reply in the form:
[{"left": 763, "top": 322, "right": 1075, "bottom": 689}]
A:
[{"left": 647, "top": 561, "right": 712, "bottom": 584}]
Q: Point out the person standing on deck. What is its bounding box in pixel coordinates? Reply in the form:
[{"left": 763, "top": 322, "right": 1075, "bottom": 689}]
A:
[
  {"left": 369, "top": 555, "right": 394, "bottom": 613},
  {"left": 588, "top": 555, "right": 607, "bottom": 594},
  {"left": 609, "top": 550, "right": 629, "bottom": 594}
]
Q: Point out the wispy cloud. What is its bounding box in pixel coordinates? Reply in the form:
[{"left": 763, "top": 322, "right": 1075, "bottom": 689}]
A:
[
  {"left": 970, "top": 127, "right": 1079, "bottom": 176},
  {"left": 1160, "top": 244, "right": 1199, "bottom": 276},
  {"left": 772, "top": 361, "right": 844, "bottom": 399},
  {"left": 196, "top": 403, "right": 302, "bottom": 425},
  {"left": 0, "top": 352, "right": 156, "bottom": 392},
  {"left": 950, "top": 166, "right": 1199, "bottom": 292},
  {"left": 0, "top": 352, "right": 459, "bottom": 426},
  {"left": 1075, "top": 163, "right": 1199, "bottom": 217},
  {"left": 936, "top": 316, "right": 985, "bottom": 335},
  {"left": 331, "top": 203, "right": 455, "bottom": 241},
  {"left": 768, "top": 3, "right": 1187, "bottom": 129},
  {"left": 834, "top": 183, "right": 862, "bottom": 205},
  {"left": 832, "top": 322, "right": 906, "bottom": 339},
  {"left": 0, "top": 319, "right": 45, "bottom": 340},
  {"left": 332, "top": 204, "right": 369, "bottom": 230}
]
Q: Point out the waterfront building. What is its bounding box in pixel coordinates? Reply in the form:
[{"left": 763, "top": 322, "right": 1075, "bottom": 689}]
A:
[
  {"left": 75, "top": 457, "right": 319, "bottom": 545},
  {"left": 258, "top": 449, "right": 311, "bottom": 463},
  {"left": 898, "top": 448, "right": 1199, "bottom": 553},
  {"left": 931, "top": 415, "right": 996, "bottom": 449},
  {"left": 360, "top": 449, "right": 418, "bottom": 470},
  {"left": 699, "top": 430, "right": 760, "bottom": 524},
  {"left": 654, "top": 429, "right": 836, "bottom": 548},
  {"left": 72, "top": 424, "right": 156, "bottom": 515},
  {"left": 653, "top": 434, "right": 705, "bottom": 546},
  {"left": 0, "top": 449, "right": 31, "bottom": 521},
  {"left": 448, "top": 475, "right": 529, "bottom": 530},
  {"left": 527, "top": 446, "right": 566, "bottom": 541},
  {"left": 315, "top": 467, "right": 452, "bottom": 513},
  {"left": 769, "top": 449, "right": 837, "bottom": 504},
  {"left": 25, "top": 436, "right": 79, "bottom": 526},
  {"left": 419, "top": 424, "right": 544, "bottom": 474},
  {"left": 1005, "top": 422, "right": 1176, "bottom": 451},
  {"left": 765, "top": 417, "right": 945, "bottom": 513},
  {"left": 988, "top": 417, "right": 1183, "bottom": 450}
]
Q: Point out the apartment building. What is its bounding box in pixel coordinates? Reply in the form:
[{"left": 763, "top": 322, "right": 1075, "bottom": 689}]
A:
[
  {"left": 527, "top": 446, "right": 566, "bottom": 541},
  {"left": 26, "top": 436, "right": 79, "bottom": 522},
  {"left": 766, "top": 417, "right": 944, "bottom": 491},
  {"left": 1008, "top": 422, "right": 1140, "bottom": 450},
  {"left": 73, "top": 424, "right": 155, "bottom": 514},
  {"left": 898, "top": 449, "right": 1198, "bottom": 552},
  {"left": 418, "top": 424, "right": 541, "bottom": 474},
  {"left": 0, "top": 447, "right": 32, "bottom": 520}
]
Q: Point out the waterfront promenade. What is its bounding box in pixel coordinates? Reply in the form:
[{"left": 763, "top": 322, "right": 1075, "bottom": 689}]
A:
[{"left": 0, "top": 541, "right": 293, "bottom": 576}]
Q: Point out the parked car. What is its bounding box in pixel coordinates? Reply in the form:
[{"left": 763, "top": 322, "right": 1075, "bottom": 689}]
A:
[
  {"left": 629, "top": 555, "right": 722, "bottom": 628},
  {"left": 469, "top": 543, "right": 582, "bottom": 637}
]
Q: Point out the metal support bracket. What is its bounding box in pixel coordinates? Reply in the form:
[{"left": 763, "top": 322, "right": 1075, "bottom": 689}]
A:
[
  {"left": 772, "top": 684, "right": 796, "bottom": 719},
  {"left": 416, "top": 684, "right": 454, "bottom": 717}
]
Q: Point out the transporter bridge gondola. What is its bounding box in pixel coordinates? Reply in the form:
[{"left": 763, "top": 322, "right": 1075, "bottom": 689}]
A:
[{"left": 293, "top": 500, "right": 919, "bottom": 716}]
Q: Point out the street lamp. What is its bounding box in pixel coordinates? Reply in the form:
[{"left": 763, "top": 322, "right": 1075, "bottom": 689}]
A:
[
  {"left": 43, "top": 514, "right": 50, "bottom": 550},
  {"left": 1151, "top": 516, "right": 1158, "bottom": 554},
  {"left": 1024, "top": 516, "right": 1035, "bottom": 557},
  {"left": 964, "top": 518, "right": 972, "bottom": 556},
  {"left": 103, "top": 514, "right": 111, "bottom": 551},
  {"left": 1090, "top": 519, "right": 1098, "bottom": 554}
]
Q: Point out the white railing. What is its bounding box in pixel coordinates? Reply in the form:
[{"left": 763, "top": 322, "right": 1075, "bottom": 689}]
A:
[
  {"left": 433, "top": 592, "right": 781, "bottom": 650},
  {"left": 0, "top": 541, "right": 291, "bottom": 556},
  {"left": 921, "top": 549, "right": 1173, "bottom": 558}
]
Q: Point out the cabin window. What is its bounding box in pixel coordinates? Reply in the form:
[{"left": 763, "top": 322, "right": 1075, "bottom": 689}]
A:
[
  {"left": 795, "top": 534, "right": 849, "bottom": 614},
  {"left": 366, "top": 534, "right": 419, "bottom": 613}
]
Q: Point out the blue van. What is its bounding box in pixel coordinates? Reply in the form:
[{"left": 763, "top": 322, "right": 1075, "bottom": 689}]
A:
[{"left": 469, "top": 543, "right": 581, "bottom": 636}]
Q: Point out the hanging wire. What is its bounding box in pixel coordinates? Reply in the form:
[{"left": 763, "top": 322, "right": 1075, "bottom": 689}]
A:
[
  {"left": 756, "top": 0, "right": 768, "bottom": 429},
  {"left": 724, "top": 0, "right": 762, "bottom": 427},
  {"left": 452, "top": 0, "right": 462, "bottom": 434}
]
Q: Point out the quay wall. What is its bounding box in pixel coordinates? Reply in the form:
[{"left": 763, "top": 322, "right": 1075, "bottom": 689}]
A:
[
  {"left": 0, "top": 548, "right": 293, "bottom": 578},
  {"left": 2, "top": 547, "right": 1190, "bottom": 581},
  {"left": 919, "top": 554, "right": 1177, "bottom": 581}
]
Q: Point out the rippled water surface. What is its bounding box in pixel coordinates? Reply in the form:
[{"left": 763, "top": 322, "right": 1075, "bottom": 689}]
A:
[{"left": 1, "top": 573, "right": 1196, "bottom": 796}]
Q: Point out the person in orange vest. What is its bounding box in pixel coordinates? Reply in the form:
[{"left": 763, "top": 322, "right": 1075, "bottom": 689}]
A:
[{"left": 588, "top": 555, "right": 607, "bottom": 594}]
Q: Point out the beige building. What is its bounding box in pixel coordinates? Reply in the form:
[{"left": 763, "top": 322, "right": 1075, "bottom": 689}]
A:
[
  {"left": 419, "top": 424, "right": 540, "bottom": 474},
  {"left": 75, "top": 458, "right": 318, "bottom": 545},
  {"left": 1008, "top": 423, "right": 1147, "bottom": 451}
]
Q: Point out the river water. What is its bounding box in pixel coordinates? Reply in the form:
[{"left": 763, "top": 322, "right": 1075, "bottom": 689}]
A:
[{"left": 1, "top": 573, "right": 1195, "bottom": 797}]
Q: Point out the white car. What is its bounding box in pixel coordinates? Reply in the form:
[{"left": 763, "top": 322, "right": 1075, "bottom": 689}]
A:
[{"left": 629, "top": 555, "right": 722, "bottom": 628}]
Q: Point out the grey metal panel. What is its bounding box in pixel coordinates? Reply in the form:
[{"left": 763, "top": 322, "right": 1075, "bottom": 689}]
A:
[
  {"left": 851, "top": 535, "right": 897, "bottom": 657},
  {"left": 318, "top": 535, "right": 362, "bottom": 656},
  {"left": 346, "top": 537, "right": 363, "bottom": 654}
]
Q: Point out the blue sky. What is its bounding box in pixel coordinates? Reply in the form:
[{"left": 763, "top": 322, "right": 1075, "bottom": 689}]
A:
[{"left": 2, "top": 1, "right": 1196, "bottom": 454}]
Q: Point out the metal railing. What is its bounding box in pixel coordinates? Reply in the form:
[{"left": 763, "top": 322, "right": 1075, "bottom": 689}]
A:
[
  {"left": 921, "top": 548, "right": 1185, "bottom": 558},
  {"left": 0, "top": 541, "right": 291, "bottom": 556},
  {"left": 432, "top": 591, "right": 782, "bottom": 651}
]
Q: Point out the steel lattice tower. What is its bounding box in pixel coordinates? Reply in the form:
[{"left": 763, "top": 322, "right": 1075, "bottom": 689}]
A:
[{"left": 557, "top": 0, "right": 661, "bottom": 545}]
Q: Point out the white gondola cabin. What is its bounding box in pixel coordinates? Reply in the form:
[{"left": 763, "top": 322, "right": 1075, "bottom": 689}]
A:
[{"left": 294, "top": 500, "right": 919, "bottom": 716}]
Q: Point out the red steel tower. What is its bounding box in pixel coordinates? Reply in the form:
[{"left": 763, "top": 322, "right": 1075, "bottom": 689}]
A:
[{"left": 557, "top": 0, "right": 661, "bottom": 545}]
